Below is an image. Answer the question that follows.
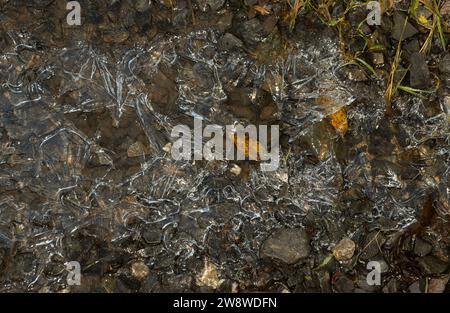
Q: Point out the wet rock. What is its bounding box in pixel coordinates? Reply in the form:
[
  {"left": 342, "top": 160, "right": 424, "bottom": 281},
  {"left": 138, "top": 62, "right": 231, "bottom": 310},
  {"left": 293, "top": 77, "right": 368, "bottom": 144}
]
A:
[
  {"left": 404, "top": 39, "right": 420, "bottom": 60},
  {"left": 346, "top": 67, "right": 368, "bottom": 82},
  {"left": 217, "top": 12, "right": 233, "bottom": 32},
  {"left": 409, "top": 52, "right": 430, "bottom": 89},
  {"left": 131, "top": 261, "right": 150, "bottom": 280},
  {"left": 103, "top": 30, "right": 129, "bottom": 44},
  {"left": 260, "top": 228, "right": 311, "bottom": 264},
  {"left": 392, "top": 12, "right": 418, "bottom": 41},
  {"left": 414, "top": 238, "right": 433, "bottom": 257},
  {"left": 408, "top": 280, "right": 422, "bottom": 293},
  {"left": 127, "top": 141, "right": 149, "bottom": 158},
  {"left": 197, "top": 0, "right": 226, "bottom": 11},
  {"left": 382, "top": 278, "right": 399, "bottom": 293},
  {"left": 428, "top": 275, "right": 450, "bottom": 293},
  {"left": 240, "top": 19, "right": 265, "bottom": 46},
  {"left": 380, "top": 15, "right": 393, "bottom": 33},
  {"left": 372, "top": 52, "right": 384, "bottom": 66},
  {"left": 133, "top": 0, "right": 151, "bottom": 12},
  {"left": 333, "top": 238, "right": 356, "bottom": 262},
  {"left": 332, "top": 273, "right": 355, "bottom": 293},
  {"left": 219, "top": 33, "right": 243, "bottom": 50},
  {"left": 142, "top": 228, "right": 162, "bottom": 244},
  {"left": 417, "top": 256, "right": 448, "bottom": 275},
  {"left": 439, "top": 53, "right": 450, "bottom": 74}
]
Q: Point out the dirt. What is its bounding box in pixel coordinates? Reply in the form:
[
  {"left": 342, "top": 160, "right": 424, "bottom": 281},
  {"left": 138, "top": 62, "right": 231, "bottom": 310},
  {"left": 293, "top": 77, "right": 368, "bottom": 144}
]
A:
[{"left": 0, "top": 0, "right": 449, "bottom": 293}]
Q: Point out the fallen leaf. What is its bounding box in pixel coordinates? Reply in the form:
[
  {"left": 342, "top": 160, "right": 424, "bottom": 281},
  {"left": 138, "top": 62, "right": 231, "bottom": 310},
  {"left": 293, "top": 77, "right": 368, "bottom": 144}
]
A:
[
  {"left": 253, "top": 5, "right": 270, "bottom": 16},
  {"left": 329, "top": 108, "right": 348, "bottom": 136},
  {"left": 229, "top": 131, "right": 267, "bottom": 160}
]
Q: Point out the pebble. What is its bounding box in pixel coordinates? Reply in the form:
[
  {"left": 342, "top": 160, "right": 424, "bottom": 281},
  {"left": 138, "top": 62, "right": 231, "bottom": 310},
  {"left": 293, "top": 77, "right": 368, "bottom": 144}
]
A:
[
  {"left": 333, "top": 238, "right": 356, "bottom": 261},
  {"left": 417, "top": 256, "right": 448, "bottom": 275},
  {"left": 428, "top": 275, "right": 450, "bottom": 293},
  {"left": 392, "top": 12, "right": 418, "bottom": 41},
  {"left": 230, "top": 164, "right": 242, "bottom": 176},
  {"left": 127, "top": 141, "right": 148, "bottom": 158},
  {"left": 240, "top": 19, "right": 265, "bottom": 46},
  {"left": 414, "top": 237, "right": 433, "bottom": 257},
  {"left": 260, "top": 228, "right": 311, "bottom": 264},
  {"left": 409, "top": 52, "right": 430, "bottom": 89},
  {"left": 131, "top": 261, "right": 150, "bottom": 280},
  {"left": 219, "top": 33, "right": 243, "bottom": 51},
  {"left": 439, "top": 53, "right": 450, "bottom": 74}
]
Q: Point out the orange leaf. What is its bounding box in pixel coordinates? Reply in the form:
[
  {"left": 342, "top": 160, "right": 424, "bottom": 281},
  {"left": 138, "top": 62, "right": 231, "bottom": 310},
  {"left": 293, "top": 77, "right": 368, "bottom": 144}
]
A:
[
  {"left": 329, "top": 109, "right": 348, "bottom": 136},
  {"left": 229, "top": 132, "right": 266, "bottom": 160}
]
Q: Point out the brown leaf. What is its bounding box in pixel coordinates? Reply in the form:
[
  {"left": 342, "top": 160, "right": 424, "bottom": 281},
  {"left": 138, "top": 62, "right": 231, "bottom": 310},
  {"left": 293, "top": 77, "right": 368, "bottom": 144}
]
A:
[{"left": 253, "top": 5, "right": 270, "bottom": 16}]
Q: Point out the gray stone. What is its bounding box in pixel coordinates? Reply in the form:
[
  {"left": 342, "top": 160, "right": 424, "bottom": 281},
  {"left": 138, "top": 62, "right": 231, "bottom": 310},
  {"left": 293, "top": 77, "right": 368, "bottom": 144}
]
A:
[
  {"left": 260, "top": 228, "right": 311, "bottom": 264},
  {"left": 417, "top": 256, "right": 448, "bottom": 275},
  {"left": 392, "top": 12, "right": 418, "bottom": 41},
  {"left": 197, "top": 0, "right": 226, "bottom": 11},
  {"left": 240, "top": 19, "right": 265, "bottom": 46},
  {"left": 414, "top": 238, "right": 432, "bottom": 257},
  {"left": 410, "top": 52, "right": 430, "bottom": 89},
  {"left": 439, "top": 53, "right": 450, "bottom": 74},
  {"left": 219, "top": 33, "right": 243, "bottom": 50},
  {"left": 134, "top": 0, "right": 151, "bottom": 12},
  {"left": 333, "top": 273, "right": 355, "bottom": 293},
  {"left": 382, "top": 278, "right": 399, "bottom": 293},
  {"left": 408, "top": 280, "right": 422, "bottom": 293}
]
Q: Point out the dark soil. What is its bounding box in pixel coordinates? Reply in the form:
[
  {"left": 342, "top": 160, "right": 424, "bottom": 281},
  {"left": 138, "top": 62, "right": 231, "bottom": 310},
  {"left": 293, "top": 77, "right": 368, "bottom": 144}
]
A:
[{"left": 0, "top": 0, "right": 449, "bottom": 293}]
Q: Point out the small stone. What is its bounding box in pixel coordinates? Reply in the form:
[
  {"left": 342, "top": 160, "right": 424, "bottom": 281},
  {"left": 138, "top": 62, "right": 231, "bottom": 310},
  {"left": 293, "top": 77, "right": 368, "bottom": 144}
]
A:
[
  {"left": 196, "top": 0, "right": 225, "bottom": 11},
  {"left": 382, "top": 278, "right": 398, "bottom": 293},
  {"left": 240, "top": 19, "right": 265, "bottom": 46},
  {"left": 217, "top": 12, "right": 233, "bottom": 32},
  {"left": 197, "top": 259, "right": 223, "bottom": 289},
  {"left": 439, "top": 53, "right": 450, "bottom": 74},
  {"left": 408, "top": 280, "right": 422, "bottom": 293},
  {"left": 372, "top": 52, "right": 384, "bottom": 66},
  {"left": 414, "top": 237, "right": 433, "bottom": 257},
  {"left": 333, "top": 238, "right": 356, "bottom": 261},
  {"left": 131, "top": 261, "right": 149, "bottom": 280},
  {"left": 134, "top": 0, "right": 151, "bottom": 12},
  {"left": 244, "top": 0, "right": 258, "bottom": 5},
  {"left": 410, "top": 52, "right": 430, "bottom": 89},
  {"left": 347, "top": 67, "right": 368, "bottom": 82},
  {"left": 392, "top": 12, "right": 418, "bottom": 41},
  {"left": 260, "top": 228, "right": 311, "bottom": 264},
  {"left": 230, "top": 164, "right": 242, "bottom": 176},
  {"left": 332, "top": 273, "right": 355, "bottom": 293},
  {"left": 404, "top": 39, "right": 420, "bottom": 56},
  {"left": 417, "top": 256, "right": 448, "bottom": 275},
  {"left": 163, "top": 142, "right": 172, "bottom": 153},
  {"left": 219, "top": 33, "right": 243, "bottom": 51},
  {"left": 127, "top": 141, "right": 147, "bottom": 158}
]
